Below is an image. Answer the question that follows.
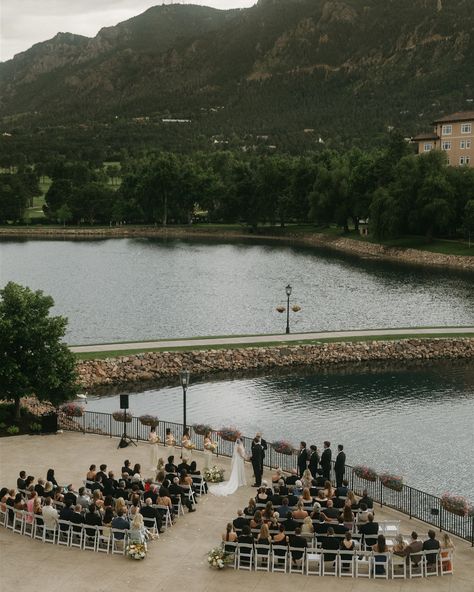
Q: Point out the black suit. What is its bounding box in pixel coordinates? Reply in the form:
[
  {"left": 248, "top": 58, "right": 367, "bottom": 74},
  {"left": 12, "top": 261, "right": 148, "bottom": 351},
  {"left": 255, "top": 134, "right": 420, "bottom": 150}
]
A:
[
  {"left": 85, "top": 512, "right": 102, "bottom": 537},
  {"left": 321, "top": 535, "right": 340, "bottom": 562},
  {"left": 309, "top": 451, "right": 319, "bottom": 478},
  {"left": 320, "top": 447, "right": 332, "bottom": 481},
  {"left": 69, "top": 511, "right": 85, "bottom": 533},
  {"left": 297, "top": 448, "right": 309, "bottom": 477},
  {"left": 283, "top": 517, "right": 299, "bottom": 533},
  {"left": 334, "top": 451, "right": 346, "bottom": 488},
  {"left": 251, "top": 442, "right": 264, "bottom": 486},
  {"left": 140, "top": 505, "right": 162, "bottom": 531},
  {"left": 288, "top": 534, "right": 307, "bottom": 560},
  {"left": 233, "top": 516, "right": 248, "bottom": 531},
  {"left": 359, "top": 521, "right": 379, "bottom": 546},
  {"left": 423, "top": 539, "right": 440, "bottom": 565}
]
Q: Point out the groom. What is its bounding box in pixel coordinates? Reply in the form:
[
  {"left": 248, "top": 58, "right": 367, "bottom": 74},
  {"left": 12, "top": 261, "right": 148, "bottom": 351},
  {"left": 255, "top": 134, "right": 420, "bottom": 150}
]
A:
[{"left": 251, "top": 437, "right": 264, "bottom": 487}]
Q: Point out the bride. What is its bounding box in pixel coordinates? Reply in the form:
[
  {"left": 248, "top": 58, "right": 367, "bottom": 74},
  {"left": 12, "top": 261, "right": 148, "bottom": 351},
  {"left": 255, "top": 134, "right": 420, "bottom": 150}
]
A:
[{"left": 209, "top": 438, "right": 247, "bottom": 496}]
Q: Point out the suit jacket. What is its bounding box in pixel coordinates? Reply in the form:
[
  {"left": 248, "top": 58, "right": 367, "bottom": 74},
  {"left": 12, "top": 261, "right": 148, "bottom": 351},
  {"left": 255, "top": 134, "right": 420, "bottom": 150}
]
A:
[
  {"left": 237, "top": 535, "right": 254, "bottom": 545},
  {"left": 321, "top": 535, "right": 340, "bottom": 561},
  {"left": 233, "top": 516, "right": 248, "bottom": 531},
  {"left": 63, "top": 492, "right": 77, "bottom": 506},
  {"left": 289, "top": 534, "right": 307, "bottom": 559},
  {"left": 283, "top": 518, "right": 299, "bottom": 533},
  {"left": 253, "top": 438, "right": 267, "bottom": 458},
  {"left": 286, "top": 475, "right": 298, "bottom": 486},
  {"left": 297, "top": 448, "right": 309, "bottom": 471},
  {"left": 406, "top": 540, "right": 423, "bottom": 563},
  {"left": 334, "top": 451, "right": 346, "bottom": 473},
  {"left": 309, "top": 451, "right": 319, "bottom": 475},
  {"left": 359, "top": 521, "right": 378, "bottom": 536},
  {"left": 422, "top": 539, "right": 440, "bottom": 564},
  {"left": 111, "top": 516, "right": 130, "bottom": 539},
  {"left": 251, "top": 443, "right": 264, "bottom": 465},
  {"left": 321, "top": 448, "right": 332, "bottom": 469},
  {"left": 59, "top": 506, "right": 74, "bottom": 528},
  {"left": 69, "top": 511, "right": 85, "bottom": 532}
]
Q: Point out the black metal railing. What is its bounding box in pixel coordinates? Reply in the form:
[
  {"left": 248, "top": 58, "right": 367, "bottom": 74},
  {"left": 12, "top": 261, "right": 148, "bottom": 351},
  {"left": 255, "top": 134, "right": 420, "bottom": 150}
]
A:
[{"left": 60, "top": 410, "right": 474, "bottom": 545}]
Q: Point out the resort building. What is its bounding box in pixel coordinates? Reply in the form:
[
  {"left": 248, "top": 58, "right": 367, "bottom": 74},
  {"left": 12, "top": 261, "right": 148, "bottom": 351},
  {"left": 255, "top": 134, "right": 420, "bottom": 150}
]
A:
[{"left": 411, "top": 111, "right": 473, "bottom": 167}]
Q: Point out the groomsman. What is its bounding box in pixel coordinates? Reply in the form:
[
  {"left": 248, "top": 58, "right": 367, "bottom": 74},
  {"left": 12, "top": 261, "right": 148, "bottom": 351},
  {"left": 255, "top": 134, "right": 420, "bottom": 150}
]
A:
[
  {"left": 320, "top": 441, "right": 332, "bottom": 481},
  {"left": 334, "top": 444, "right": 346, "bottom": 488},
  {"left": 297, "top": 441, "right": 309, "bottom": 477},
  {"left": 309, "top": 445, "right": 319, "bottom": 478},
  {"left": 251, "top": 437, "right": 264, "bottom": 487},
  {"left": 255, "top": 432, "right": 267, "bottom": 474}
]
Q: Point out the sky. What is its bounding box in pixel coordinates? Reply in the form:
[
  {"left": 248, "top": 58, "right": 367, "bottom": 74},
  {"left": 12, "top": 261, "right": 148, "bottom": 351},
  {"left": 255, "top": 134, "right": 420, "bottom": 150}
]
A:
[{"left": 0, "top": 0, "right": 257, "bottom": 62}]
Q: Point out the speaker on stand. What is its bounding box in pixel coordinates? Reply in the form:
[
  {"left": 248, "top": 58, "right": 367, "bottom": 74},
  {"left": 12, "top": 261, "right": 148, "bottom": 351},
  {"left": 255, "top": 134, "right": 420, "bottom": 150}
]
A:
[{"left": 118, "top": 394, "right": 136, "bottom": 449}]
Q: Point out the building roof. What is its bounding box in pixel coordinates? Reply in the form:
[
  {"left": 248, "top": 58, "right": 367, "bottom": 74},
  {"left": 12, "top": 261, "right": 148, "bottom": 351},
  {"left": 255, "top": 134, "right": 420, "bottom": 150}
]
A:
[
  {"left": 432, "top": 111, "right": 474, "bottom": 124},
  {"left": 411, "top": 132, "right": 439, "bottom": 141}
]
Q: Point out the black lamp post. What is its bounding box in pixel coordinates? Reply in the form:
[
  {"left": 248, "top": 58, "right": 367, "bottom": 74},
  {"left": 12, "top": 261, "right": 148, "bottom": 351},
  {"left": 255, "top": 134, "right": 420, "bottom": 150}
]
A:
[
  {"left": 179, "top": 369, "right": 191, "bottom": 433},
  {"left": 285, "top": 284, "right": 292, "bottom": 334}
]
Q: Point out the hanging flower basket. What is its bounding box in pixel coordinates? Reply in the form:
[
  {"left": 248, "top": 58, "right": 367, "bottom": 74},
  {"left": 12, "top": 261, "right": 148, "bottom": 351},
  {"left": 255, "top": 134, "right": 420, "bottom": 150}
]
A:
[
  {"left": 441, "top": 493, "right": 472, "bottom": 517},
  {"left": 379, "top": 473, "right": 404, "bottom": 492},
  {"left": 112, "top": 410, "right": 132, "bottom": 423},
  {"left": 193, "top": 423, "right": 213, "bottom": 436},
  {"left": 276, "top": 306, "right": 285, "bottom": 313},
  {"left": 272, "top": 440, "right": 296, "bottom": 455},
  {"left": 291, "top": 305, "right": 301, "bottom": 312},
  {"left": 218, "top": 427, "right": 241, "bottom": 442},
  {"left": 353, "top": 465, "right": 378, "bottom": 482},
  {"left": 59, "top": 403, "right": 84, "bottom": 417},
  {"left": 139, "top": 414, "right": 159, "bottom": 427}
]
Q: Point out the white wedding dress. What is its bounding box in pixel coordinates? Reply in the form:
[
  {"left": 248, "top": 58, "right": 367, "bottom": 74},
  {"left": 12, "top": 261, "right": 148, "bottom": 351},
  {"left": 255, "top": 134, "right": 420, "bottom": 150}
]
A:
[{"left": 209, "top": 440, "right": 247, "bottom": 496}]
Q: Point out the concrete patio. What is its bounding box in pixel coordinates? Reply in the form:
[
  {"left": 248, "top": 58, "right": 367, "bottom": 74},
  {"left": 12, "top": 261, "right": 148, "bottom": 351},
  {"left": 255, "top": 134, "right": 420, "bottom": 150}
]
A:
[{"left": 0, "top": 431, "right": 472, "bottom": 592}]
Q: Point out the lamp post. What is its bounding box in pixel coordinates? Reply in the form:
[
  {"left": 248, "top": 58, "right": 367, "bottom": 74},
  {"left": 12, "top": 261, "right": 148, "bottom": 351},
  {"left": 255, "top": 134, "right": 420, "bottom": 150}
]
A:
[
  {"left": 285, "top": 284, "right": 292, "bottom": 334},
  {"left": 179, "top": 369, "right": 191, "bottom": 433}
]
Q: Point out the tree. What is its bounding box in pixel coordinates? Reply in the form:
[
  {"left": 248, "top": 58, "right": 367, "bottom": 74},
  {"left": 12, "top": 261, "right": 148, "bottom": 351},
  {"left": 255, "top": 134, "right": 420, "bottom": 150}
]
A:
[
  {"left": 463, "top": 200, "right": 474, "bottom": 247},
  {"left": 0, "top": 283, "right": 78, "bottom": 419}
]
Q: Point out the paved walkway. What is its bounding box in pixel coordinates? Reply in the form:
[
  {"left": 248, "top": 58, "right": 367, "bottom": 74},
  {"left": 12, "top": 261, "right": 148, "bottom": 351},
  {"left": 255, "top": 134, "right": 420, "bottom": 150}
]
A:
[
  {"left": 0, "top": 432, "right": 472, "bottom": 592},
  {"left": 71, "top": 326, "right": 474, "bottom": 353}
]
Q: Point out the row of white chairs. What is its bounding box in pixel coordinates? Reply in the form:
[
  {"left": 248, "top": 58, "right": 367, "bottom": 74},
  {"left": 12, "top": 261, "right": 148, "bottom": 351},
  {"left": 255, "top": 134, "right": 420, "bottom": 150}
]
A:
[{"left": 226, "top": 543, "right": 454, "bottom": 578}]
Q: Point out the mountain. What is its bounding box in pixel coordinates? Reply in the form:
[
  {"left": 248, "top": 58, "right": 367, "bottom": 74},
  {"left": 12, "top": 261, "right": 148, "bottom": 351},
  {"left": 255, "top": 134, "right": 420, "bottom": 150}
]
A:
[{"left": 1, "top": 0, "right": 473, "bottom": 149}]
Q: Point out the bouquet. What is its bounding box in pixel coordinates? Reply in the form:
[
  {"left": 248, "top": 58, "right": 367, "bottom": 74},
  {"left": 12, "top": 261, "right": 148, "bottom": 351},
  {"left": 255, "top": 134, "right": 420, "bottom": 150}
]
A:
[
  {"left": 218, "top": 427, "right": 241, "bottom": 442},
  {"left": 59, "top": 403, "right": 84, "bottom": 417},
  {"left": 193, "top": 423, "right": 213, "bottom": 436},
  {"left": 207, "top": 545, "right": 232, "bottom": 569},
  {"left": 353, "top": 465, "right": 378, "bottom": 482},
  {"left": 272, "top": 440, "right": 295, "bottom": 455},
  {"left": 112, "top": 410, "right": 133, "bottom": 423},
  {"left": 183, "top": 440, "right": 196, "bottom": 450},
  {"left": 126, "top": 542, "right": 147, "bottom": 560},
  {"left": 205, "top": 441, "right": 218, "bottom": 453},
  {"left": 204, "top": 466, "right": 225, "bottom": 483},
  {"left": 139, "top": 414, "right": 159, "bottom": 427},
  {"left": 441, "top": 493, "right": 472, "bottom": 517},
  {"left": 379, "top": 473, "right": 404, "bottom": 492}
]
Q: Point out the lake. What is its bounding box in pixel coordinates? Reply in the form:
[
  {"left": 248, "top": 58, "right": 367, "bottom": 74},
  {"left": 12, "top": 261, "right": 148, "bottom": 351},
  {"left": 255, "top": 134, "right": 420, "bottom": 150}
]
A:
[{"left": 1, "top": 237, "right": 473, "bottom": 344}]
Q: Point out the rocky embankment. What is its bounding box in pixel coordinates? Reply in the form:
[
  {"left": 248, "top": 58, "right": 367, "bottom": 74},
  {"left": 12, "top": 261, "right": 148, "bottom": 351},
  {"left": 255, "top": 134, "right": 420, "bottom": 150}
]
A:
[
  {"left": 77, "top": 338, "right": 474, "bottom": 389},
  {"left": 1, "top": 226, "right": 472, "bottom": 270}
]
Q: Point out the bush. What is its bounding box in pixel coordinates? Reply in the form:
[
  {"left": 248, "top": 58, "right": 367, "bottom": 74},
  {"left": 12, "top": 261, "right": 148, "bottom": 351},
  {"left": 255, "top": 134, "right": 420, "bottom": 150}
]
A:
[
  {"left": 6, "top": 425, "right": 20, "bottom": 435},
  {"left": 29, "top": 422, "right": 42, "bottom": 433},
  {"left": 0, "top": 403, "right": 15, "bottom": 423},
  {"left": 59, "top": 402, "right": 84, "bottom": 417}
]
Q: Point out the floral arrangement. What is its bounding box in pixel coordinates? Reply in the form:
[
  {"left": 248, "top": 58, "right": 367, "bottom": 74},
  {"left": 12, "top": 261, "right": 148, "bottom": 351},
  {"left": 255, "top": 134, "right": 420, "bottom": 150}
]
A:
[
  {"left": 353, "top": 465, "right": 378, "bottom": 482},
  {"left": 183, "top": 440, "right": 196, "bottom": 450},
  {"left": 112, "top": 410, "right": 133, "bottom": 423},
  {"left": 205, "top": 441, "right": 218, "bottom": 453},
  {"left": 193, "top": 423, "right": 213, "bottom": 436},
  {"left": 204, "top": 465, "right": 225, "bottom": 483},
  {"left": 379, "top": 473, "right": 404, "bottom": 492},
  {"left": 59, "top": 403, "right": 84, "bottom": 417},
  {"left": 276, "top": 306, "right": 285, "bottom": 313},
  {"left": 207, "top": 546, "right": 232, "bottom": 569},
  {"left": 218, "top": 427, "right": 241, "bottom": 442},
  {"left": 291, "top": 305, "right": 301, "bottom": 312},
  {"left": 139, "top": 414, "right": 159, "bottom": 427},
  {"left": 441, "top": 493, "right": 473, "bottom": 517},
  {"left": 272, "top": 440, "right": 296, "bottom": 455},
  {"left": 126, "top": 542, "right": 147, "bottom": 560}
]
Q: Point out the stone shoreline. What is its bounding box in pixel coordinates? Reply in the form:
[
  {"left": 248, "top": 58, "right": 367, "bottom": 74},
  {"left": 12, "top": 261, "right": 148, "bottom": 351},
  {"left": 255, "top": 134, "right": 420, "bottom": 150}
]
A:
[
  {"left": 1, "top": 226, "right": 473, "bottom": 270},
  {"left": 77, "top": 338, "right": 474, "bottom": 389}
]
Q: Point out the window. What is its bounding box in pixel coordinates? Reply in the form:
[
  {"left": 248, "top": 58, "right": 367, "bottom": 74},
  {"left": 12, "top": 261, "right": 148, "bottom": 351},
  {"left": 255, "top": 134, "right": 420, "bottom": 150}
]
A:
[
  {"left": 459, "top": 156, "right": 471, "bottom": 166},
  {"left": 442, "top": 124, "right": 452, "bottom": 135},
  {"left": 460, "top": 139, "right": 471, "bottom": 149},
  {"left": 442, "top": 141, "right": 451, "bottom": 151},
  {"left": 423, "top": 143, "right": 432, "bottom": 152},
  {"left": 461, "top": 123, "right": 472, "bottom": 134}
]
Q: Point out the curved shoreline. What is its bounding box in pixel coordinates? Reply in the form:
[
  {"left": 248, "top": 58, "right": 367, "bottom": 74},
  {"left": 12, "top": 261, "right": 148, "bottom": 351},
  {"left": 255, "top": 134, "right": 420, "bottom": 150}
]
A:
[{"left": 1, "top": 226, "right": 473, "bottom": 270}]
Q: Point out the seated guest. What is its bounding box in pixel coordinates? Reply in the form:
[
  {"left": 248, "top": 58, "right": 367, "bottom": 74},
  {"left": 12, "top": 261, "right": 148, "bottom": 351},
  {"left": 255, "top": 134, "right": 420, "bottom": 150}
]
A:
[
  {"left": 17, "top": 471, "right": 27, "bottom": 490},
  {"left": 335, "top": 479, "right": 349, "bottom": 498},
  {"left": 283, "top": 511, "right": 299, "bottom": 533},
  {"left": 111, "top": 508, "right": 129, "bottom": 539},
  {"left": 53, "top": 488, "right": 64, "bottom": 503},
  {"left": 286, "top": 469, "right": 299, "bottom": 486},
  {"left": 237, "top": 525, "right": 254, "bottom": 544},
  {"left": 59, "top": 500, "right": 75, "bottom": 527},
  {"left": 333, "top": 515, "right": 349, "bottom": 534},
  {"left": 321, "top": 499, "right": 340, "bottom": 522},
  {"left": 342, "top": 505, "right": 354, "bottom": 529},
  {"left": 314, "top": 516, "right": 329, "bottom": 536},
  {"left": 34, "top": 479, "right": 45, "bottom": 497},
  {"left": 70, "top": 504, "right": 85, "bottom": 532},
  {"left": 289, "top": 526, "right": 307, "bottom": 561},
  {"left": 292, "top": 480, "right": 303, "bottom": 497},
  {"left": 293, "top": 500, "right": 309, "bottom": 519},
  {"left": 301, "top": 516, "right": 314, "bottom": 536},
  {"left": 250, "top": 510, "right": 263, "bottom": 530},
  {"left": 85, "top": 504, "right": 102, "bottom": 535},
  {"left": 233, "top": 509, "right": 248, "bottom": 531},
  {"left": 316, "top": 489, "right": 328, "bottom": 507},
  {"left": 46, "top": 468, "right": 59, "bottom": 490},
  {"left": 301, "top": 469, "right": 315, "bottom": 489},
  {"left": 310, "top": 505, "right": 322, "bottom": 520},
  {"left": 43, "top": 481, "right": 54, "bottom": 498},
  {"left": 188, "top": 461, "right": 201, "bottom": 475},
  {"left": 271, "top": 486, "right": 283, "bottom": 506},
  {"left": 423, "top": 529, "right": 440, "bottom": 567},
  {"left": 358, "top": 513, "right": 379, "bottom": 547},
  {"left": 25, "top": 491, "right": 37, "bottom": 523},
  {"left": 271, "top": 468, "right": 283, "bottom": 484},
  {"left": 132, "top": 463, "right": 142, "bottom": 477},
  {"left": 372, "top": 534, "right": 389, "bottom": 575},
  {"left": 114, "top": 481, "right": 127, "bottom": 499},
  {"left": 405, "top": 531, "right": 423, "bottom": 564},
  {"left": 169, "top": 478, "right": 195, "bottom": 513},
  {"left": 129, "top": 513, "right": 151, "bottom": 544},
  {"left": 104, "top": 472, "right": 118, "bottom": 496},
  {"left": 357, "top": 502, "right": 369, "bottom": 523},
  {"left": 63, "top": 485, "right": 77, "bottom": 506},
  {"left": 392, "top": 533, "right": 407, "bottom": 557},
  {"left": 272, "top": 523, "right": 288, "bottom": 546},
  {"left": 256, "top": 487, "right": 268, "bottom": 504},
  {"left": 86, "top": 465, "right": 97, "bottom": 481},
  {"left": 92, "top": 489, "right": 104, "bottom": 509},
  {"left": 177, "top": 459, "right": 190, "bottom": 474},
  {"left": 358, "top": 489, "right": 373, "bottom": 509},
  {"left": 300, "top": 487, "right": 313, "bottom": 507},
  {"left": 346, "top": 490, "right": 359, "bottom": 510},
  {"left": 244, "top": 497, "right": 256, "bottom": 516},
  {"left": 121, "top": 460, "right": 134, "bottom": 477},
  {"left": 96, "top": 464, "right": 108, "bottom": 484},
  {"left": 323, "top": 480, "right": 335, "bottom": 499},
  {"left": 222, "top": 522, "right": 238, "bottom": 546},
  {"left": 42, "top": 497, "right": 59, "bottom": 530},
  {"left": 140, "top": 497, "right": 163, "bottom": 532},
  {"left": 440, "top": 533, "right": 455, "bottom": 572},
  {"left": 340, "top": 530, "right": 357, "bottom": 551},
  {"left": 278, "top": 479, "right": 289, "bottom": 496},
  {"left": 321, "top": 527, "right": 340, "bottom": 562},
  {"left": 278, "top": 497, "right": 291, "bottom": 518},
  {"left": 256, "top": 523, "right": 271, "bottom": 547},
  {"left": 33, "top": 498, "right": 43, "bottom": 524},
  {"left": 262, "top": 501, "right": 276, "bottom": 523},
  {"left": 90, "top": 475, "right": 104, "bottom": 493},
  {"left": 144, "top": 485, "right": 158, "bottom": 505},
  {"left": 178, "top": 470, "right": 193, "bottom": 488}
]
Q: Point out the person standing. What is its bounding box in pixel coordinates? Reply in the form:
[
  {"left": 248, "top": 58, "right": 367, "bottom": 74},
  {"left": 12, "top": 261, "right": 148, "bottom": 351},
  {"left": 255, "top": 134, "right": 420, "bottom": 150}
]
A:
[
  {"left": 297, "top": 442, "right": 309, "bottom": 478},
  {"left": 251, "top": 437, "right": 264, "bottom": 487},
  {"left": 308, "top": 445, "right": 319, "bottom": 478},
  {"left": 149, "top": 427, "right": 160, "bottom": 472},
  {"left": 334, "top": 444, "right": 346, "bottom": 488},
  {"left": 320, "top": 441, "right": 332, "bottom": 481},
  {"left": 255, "top": 432, "right": 267, "bottom": 474}
]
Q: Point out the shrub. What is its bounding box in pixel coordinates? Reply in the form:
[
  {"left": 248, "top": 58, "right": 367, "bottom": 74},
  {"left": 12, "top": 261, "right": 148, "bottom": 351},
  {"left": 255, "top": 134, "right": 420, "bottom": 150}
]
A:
[
  {"left": 29, "top": 422, "right": 42, "bottom": 433},
  {"left": 6, "top": 425, "right": 20, "bottom": 435},
  {"left": 59, "top": 402, "right": 84, "bottom": 417}
]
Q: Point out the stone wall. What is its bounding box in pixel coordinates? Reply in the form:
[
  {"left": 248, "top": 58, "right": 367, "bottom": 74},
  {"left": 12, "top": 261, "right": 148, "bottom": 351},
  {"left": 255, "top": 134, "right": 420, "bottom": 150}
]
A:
[{"left": 77, "top": 338, "right": 474, "bottom": 389}]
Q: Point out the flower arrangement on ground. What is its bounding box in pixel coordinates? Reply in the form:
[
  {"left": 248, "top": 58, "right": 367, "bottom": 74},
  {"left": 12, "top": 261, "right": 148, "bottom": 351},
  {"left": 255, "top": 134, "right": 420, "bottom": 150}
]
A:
[
  {"left": 59, "top": 402, "right": 84, "bottom": 417},
  {"left": 204, "top": 466, "right": 225, "bottom": 483},
  {"left": 193, "top": 423, "right": 213, "bottom": 436},
  {"left": 218, "top": 427, "right": 241, "bottom": 442},
  {"left": 207, "top": 545, "right": 232, "bottom": 569},
  {"left": 272, "top": 440, "right": 295, "bottom": 455},
  {"left": 139, "top": 414, "right": 159, "bottom": 427},
  {"left": 126, "top": 542, "right": 147, "bottom": 560},
  {"left": 353, "top": 465, "right": 378, "bottom": 482},
  {"left": 112, "top": 410, "right": 132, "bottom": 423},
  {"left": 379, "top": 472, "right": 404, "bottom": 492},
  {"left": 441, "top": 493, "right": 473, "bottom": 517}
]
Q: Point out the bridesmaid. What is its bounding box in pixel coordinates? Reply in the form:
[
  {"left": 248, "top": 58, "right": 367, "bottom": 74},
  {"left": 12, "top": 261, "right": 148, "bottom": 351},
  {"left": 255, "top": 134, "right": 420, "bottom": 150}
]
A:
[
  {"left": 148, "top": 427, "right": 160, "bottom": 472},
  {"left": 203, "top": 430, "right": 214, "bottom": 469},
  {"left": 165, "top": 427, "right": 176, "bottom": 460},
  {"left": 181, "top": 427, "right": 193, "bottom": 463}
]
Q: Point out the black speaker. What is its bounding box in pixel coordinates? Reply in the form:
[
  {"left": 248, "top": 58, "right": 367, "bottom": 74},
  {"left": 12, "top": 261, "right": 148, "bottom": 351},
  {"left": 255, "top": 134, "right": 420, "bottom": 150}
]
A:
[
  {"left": 120, "top": 394, "right": 129, "bottom": 410},
  {"left": 41, "top": 412, "right": 58, "bottom": 433}
]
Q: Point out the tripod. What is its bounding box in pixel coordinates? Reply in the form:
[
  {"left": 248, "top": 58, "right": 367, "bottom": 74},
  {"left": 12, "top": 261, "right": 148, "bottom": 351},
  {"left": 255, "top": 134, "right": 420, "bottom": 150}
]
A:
[{"left": 117, "top": 418, "right": 137, "bottom": 449}]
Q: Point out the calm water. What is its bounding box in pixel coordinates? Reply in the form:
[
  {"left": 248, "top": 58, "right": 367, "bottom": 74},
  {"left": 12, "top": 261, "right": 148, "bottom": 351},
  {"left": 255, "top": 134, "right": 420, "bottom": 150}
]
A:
[
  {"left": 85, "top": 360, "right": 474, "bottom": 499},
  {"left": 0, "top": 238, "right": 473, "bottom": 344}
]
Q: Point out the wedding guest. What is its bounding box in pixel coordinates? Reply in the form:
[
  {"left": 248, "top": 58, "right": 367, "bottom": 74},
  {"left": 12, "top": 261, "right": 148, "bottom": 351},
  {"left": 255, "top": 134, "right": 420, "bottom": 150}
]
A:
[
  {"left": 293, "top": 501, "right": 309, "bottom": 519},
  {"left": 262, "top": 501, "right": 275, "bottom": 523},
  {"left": 256, "top": 487, "right": 268, "bottom": 503},
  {"left": 115, "top": 497, "right": 127, "bottom": 515},
  {"left": 256, "top": 523, "right": 271, "bottom": 548},
  {"left": 165, "top": 456, "right": 178, "bottom": 474},
  {"left": 372, "top": 534, "right": 388, "bottom": 575},
  {"left": 238, "top": 525, "right": 254, "bottom": 545},
  {"left": 46, "top": 468, "right": 59, "bottom": 490},
  {"left": 323, "top": 480, "right": 335, "bottom": 499},
  {"left": 320, "top": 441, "right": 332, "bottom": 481},
  {"left": 121, "top": 460, "right": 134, "bottom": 476},
  {"left": 25, "top": 491, "right": 37, "bottom": 524},
  {"left": 272, "top": 524, "right": 289, "bottom": 559},
  {"left": 357, "top": 502, "right": 369, "bottom": 523},
  {"left": 292, "top": 480, "right": 303, "bottom": 497},
  {"left": 17, "top": 471, "right": 27, "bottom": 490},
  {"left": 286, "top": 469, "right": 299, "bottom": 486},
  {"left": 333, "top": 515, "right": 349, "bottom": 534},
  {"left": 358, "top": 513, "right": 379, "bottom": 547},
  {"left": 316, "top": 489, "right": 328, "bottom": 506},
  {"left": 42, "top": 497, "right": 59, "bottom": 530},
  {"left": 342, "top": 505, "right": 354, "bottom": 529},
  {"left": 233, "top": 509, "right": 248, "bottom": 531},
  {"left": 300, "top": 487, "right": 313, "bottom": 507},
  {"left": 336, "top": 479, "right": 349, "bottom": 498},
  {"left": 440, "top": 533, "right": 455, "bottom": 572},
  {"left": 70, "top": 504, "right": 85, "bottom": 533},
  {"left": 111, "top": 509, "right": 130, "bottom": 540},
  {"left": 321, "top": 500, "right": 340, "bottom": 522},
  {"left": 346, "top": 490, "right": 359, "bottom": 509},
  {"left": 423, "top": 529, "right": 440, "bottom": 567},
  {"left": 359, "top": 489, "right": 373, "bottom": 509},
  {"left": 244, "top": 497, "right": 256, "bottom": 516},
  {"left": 59, "top": 500, "right": 75, "bottom": 527},
  {"left": 250, "top": 510, "right": 263, "bottom": 529},
  {"left": 301, "top": 516, "right": 314, "bottom": 536},
  {"left": 34, "top": 479, "right": 45, "bottom": 497},
  {"left": 283, "top": 511, "right": 299, "bottom": 533},
  {"left": 129, "top": 513, "right": 151, "bottom": 543},
  {"left": 340, "top": 530, "right": 357, "bottom": 551},
  {"left": 392, "top": 533, "right": 407, "bottom": 557},
  {"left": 271, "top": 468, "right": 283, "bottom": 484},
  {"left": 86, "top": 465, "right": 97, "bottom": 481},
  {"left": 63, "top": 484, "right": 77, "bottom": 506},
  {"left": 289, "top": 526, "right": 307, "bottom": 562},
  {"left": 271, "top": 486, "right": 283, "bottom": 506},
  {"left": 301, "top": 469, "right": 314, "bottom": 489},
  {"left": 321, "top": 527, "right": 339, "bottom": 562},
  {"left": 278, "top": 497, "right": 291, "bottom": 518},
  {"left": 222, "top": 522, "right": 238, "bottom": 549}
]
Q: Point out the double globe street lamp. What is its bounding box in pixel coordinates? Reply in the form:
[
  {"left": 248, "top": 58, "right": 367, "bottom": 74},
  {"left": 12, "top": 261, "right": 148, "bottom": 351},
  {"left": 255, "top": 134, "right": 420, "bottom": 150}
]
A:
[
  {"left": 276, "top": 284, "right": 301, "bottom": 334},
  {"left": 179, "top": 369, "right": 191, "bottom": 434}
]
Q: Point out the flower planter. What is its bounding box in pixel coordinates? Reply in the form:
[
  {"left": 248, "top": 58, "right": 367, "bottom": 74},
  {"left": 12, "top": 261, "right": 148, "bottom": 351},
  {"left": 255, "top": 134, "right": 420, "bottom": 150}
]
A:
[
  {"left": 379, "top": 473, "right": 404, "bottom": 492},
  {"left": 272, "top": 440, "right": 295, "bottom": 455},
  {"left": 218, "top": 427, "right": 241, "bottom": 442},
  {"left": 193, "top": 424, "right": 213, "bottom": 436},
  {"left": 112, "top": 410, "right": 132, "bottom": 423},
  {"left": 353, "top": 465, "right": 378, "bottom": 482},
  {"left": 59, "top": 403, "right": 84, "bottom": 418},
  {"left": 441, "top": 494, "right": 471, "bottom": 517},
  {"left": 139, "top": 415, "right": 159, "bottom": 427}
]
